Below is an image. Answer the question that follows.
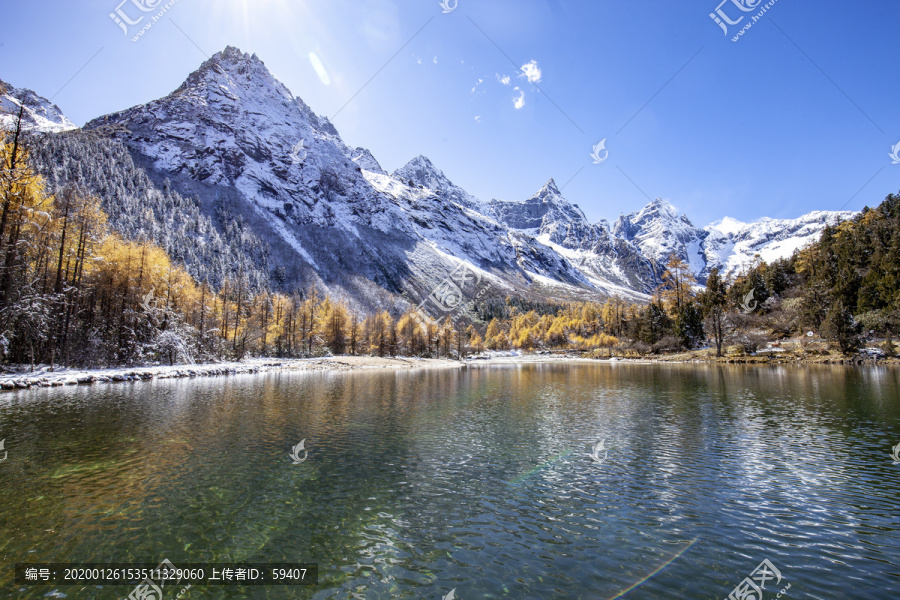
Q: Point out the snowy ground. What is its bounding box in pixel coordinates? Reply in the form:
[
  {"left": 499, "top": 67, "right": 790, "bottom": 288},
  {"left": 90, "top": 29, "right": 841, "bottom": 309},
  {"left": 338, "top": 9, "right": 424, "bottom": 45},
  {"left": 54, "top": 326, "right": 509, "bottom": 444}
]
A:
[
  {"left": 0, "top": 352, "right": 681, "bottom": 393},
  {"left": 0, "top": 356, "right": 464, "bottom": 392}
]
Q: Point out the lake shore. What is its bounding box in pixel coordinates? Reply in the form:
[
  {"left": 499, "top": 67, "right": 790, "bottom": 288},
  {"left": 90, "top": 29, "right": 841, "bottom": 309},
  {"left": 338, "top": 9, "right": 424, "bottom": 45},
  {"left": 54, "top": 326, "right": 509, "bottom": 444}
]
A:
[
  {"left": 0, "top": 356, "right": 463, "bottom": 391},
  {"left": 0, "top": 350, "right": 894, "bottom": 392},
  {"left": 0, "top": 353, "right": 645, "bottom": 392}
]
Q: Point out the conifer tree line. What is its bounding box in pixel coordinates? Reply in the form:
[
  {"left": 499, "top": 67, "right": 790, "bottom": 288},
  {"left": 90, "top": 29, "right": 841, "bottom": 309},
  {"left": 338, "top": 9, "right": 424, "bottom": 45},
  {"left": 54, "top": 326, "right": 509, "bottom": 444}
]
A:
[
  {"left": 708, "top": 194, "right": 900, "bottom": 356},
  {"left": 26, "top": 129, "right": 271, "bottom": 293},
  {"left": 475, "top": 196, "right": 900, "bottom": 358},
  {"left": 0, "top": 117, "right": 673, "bottom": 368},
  {"left": 3, "top": 101, "right": 898, "bottom": 367}
]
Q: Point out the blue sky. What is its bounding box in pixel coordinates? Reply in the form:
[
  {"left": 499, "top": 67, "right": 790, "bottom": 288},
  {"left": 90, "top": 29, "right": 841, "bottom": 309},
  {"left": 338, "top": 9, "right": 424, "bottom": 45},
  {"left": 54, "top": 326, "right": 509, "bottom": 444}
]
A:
[{"left": 2, "top": 0, "right": 899, "bottom": 227}]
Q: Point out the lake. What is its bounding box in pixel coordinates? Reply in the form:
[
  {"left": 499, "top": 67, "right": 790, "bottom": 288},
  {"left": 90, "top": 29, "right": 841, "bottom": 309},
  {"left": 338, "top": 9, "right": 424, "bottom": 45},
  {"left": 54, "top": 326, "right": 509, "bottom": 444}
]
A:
[{"left": 1, "top": 363, "right": 898, "bottom": 599}]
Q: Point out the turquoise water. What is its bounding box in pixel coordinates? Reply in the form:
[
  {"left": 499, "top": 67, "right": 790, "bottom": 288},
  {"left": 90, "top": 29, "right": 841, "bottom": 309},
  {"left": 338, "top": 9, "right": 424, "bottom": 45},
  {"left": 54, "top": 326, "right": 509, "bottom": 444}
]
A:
[{"left": 0, "top": 363, "right": 898, "bottom": 599}]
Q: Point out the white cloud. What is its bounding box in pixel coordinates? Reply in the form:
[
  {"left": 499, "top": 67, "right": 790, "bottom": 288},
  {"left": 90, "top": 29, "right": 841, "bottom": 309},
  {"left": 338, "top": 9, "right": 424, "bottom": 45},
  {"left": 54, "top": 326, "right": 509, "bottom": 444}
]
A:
[
  {"left": 471, "top": 78, "right": 484, "bottom": 93},
  {"left": 496, "top": 73, "right": 511, "bottom": 86},
  {"left": 433, "top": 56, "right": 438, "bottom": 64},
  {"left": 519, "top": 60, "right": 542, "bottom": 84},
  {"left": 474, "top": 115, "right": 481, "bottom": 123},
  {"left": 416, "top": 56, "right": 423, "bottom": 65},
  {"left": 513, "top": 88, "right": 525, "bottom": 110}
]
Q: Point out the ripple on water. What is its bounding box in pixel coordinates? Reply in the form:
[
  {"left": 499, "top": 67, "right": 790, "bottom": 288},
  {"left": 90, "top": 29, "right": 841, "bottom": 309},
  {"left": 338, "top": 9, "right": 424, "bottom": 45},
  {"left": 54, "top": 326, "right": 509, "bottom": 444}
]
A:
[{"left": 2, "top": 365, "right": 900, "bottom": 599}]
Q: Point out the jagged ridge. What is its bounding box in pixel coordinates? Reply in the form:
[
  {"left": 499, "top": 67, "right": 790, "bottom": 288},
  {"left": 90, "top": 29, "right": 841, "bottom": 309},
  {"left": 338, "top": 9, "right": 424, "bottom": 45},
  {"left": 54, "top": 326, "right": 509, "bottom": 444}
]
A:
[{"left": 2, "top": 46, "right": 854, "bottom": 316}]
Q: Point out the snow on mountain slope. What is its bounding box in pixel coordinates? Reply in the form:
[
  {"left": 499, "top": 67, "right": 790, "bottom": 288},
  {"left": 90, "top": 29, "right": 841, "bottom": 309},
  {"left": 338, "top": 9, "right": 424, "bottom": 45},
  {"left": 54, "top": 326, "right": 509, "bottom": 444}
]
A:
[
  {"left": 612, "top": 198, "right": 705, "bottom": 268},
  {"left": 489, "top": 180, "right": 658, "bottom": 294},
  {"left": 703, "top": 210, "right": 855, "bottom": 278},
  {"left": 20, "top": 44, "right": 849, "bottom": 310},
  {"left": 491, "top": 179, "right": 589, "bottom": 241},
  {"left": 392, "top": 155, "right": 488, "bottom": 213},
  {"left": 350, "top": 147, "right": 386, "bottom": 175},
  {"left": 614, "top": 198, "right": 854, "bottom": 281},
  {"left": 82, "top": 46, "right": 645, "bottom": 316},
  {"left": 0, "top": 78, "right": 76, "bottom": 133}
]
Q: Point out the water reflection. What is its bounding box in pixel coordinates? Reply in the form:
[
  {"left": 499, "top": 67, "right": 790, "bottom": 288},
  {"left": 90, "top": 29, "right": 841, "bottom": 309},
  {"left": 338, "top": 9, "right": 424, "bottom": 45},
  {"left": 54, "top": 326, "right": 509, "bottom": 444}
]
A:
[{"left": 0, "top": 364, "right": 898, "bottom": 598}]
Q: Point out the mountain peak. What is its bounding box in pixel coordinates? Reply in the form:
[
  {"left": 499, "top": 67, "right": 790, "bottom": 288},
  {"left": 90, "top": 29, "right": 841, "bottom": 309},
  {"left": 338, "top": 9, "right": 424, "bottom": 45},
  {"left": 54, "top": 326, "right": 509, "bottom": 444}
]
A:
[
  {"left": 175, "top": 45, "right": 272, "bottom": 95},
  {"left": 0, "top": 78, "right": 76, "bottom": 133},
  {"left": 223, "top": 45, "right": 250, "bottom": 58},
  {"left": 406, "top": 155, "right": 435, "bottom": 170},
  {"left": 350, "top": 147, "right": 386, "bottom": 175},
  {"left": 619, "top": 198, "right": 686, "bottom": 231},
  {"left": 85, "top": 43, "right": 349, "bottom": 187},
  {"left": 612, "top": 198, "right": 702, "bottom": 267},
  {"left": 541, "top": 178, "right": 560, "bottom": 195},
  {"left": 208, "top": 46, "right": 263, "bottom": 70},
  {"left": 393, "top": 155, "right": 443, "bottom": 183},
  {"left": 488, "top": 176, "right": 589, "bottom": 237},
  {"left": 532, "top": 178, "right": 567, "bottom": 205},
  {"left": 642, "top": 197, "right": 677, "bottom": 216},
  {"left": 706, "top": 216, "right": 747, "bottom": 236},
  {"left": 391, "top": 155, "right": 486, "bottom": 211},
  {"left": 134, "top": 44, "right": 339, "bottom": 139}
]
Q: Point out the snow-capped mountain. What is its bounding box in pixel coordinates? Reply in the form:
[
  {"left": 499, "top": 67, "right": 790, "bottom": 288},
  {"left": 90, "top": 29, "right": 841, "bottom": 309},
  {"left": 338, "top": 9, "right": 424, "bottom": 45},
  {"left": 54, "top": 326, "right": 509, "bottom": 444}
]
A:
[
  {"left": 350, "top": 147, "right": 386, "bottom": 175},
  {"left": 0, "top": 78, "right": 76, "bottom": 133},
  {"left": 491, "top": 179, "right": 588, "bottom": 238},
  {"left": 702, "top": 211, "right": 853, "bottom": 278},
  {"left": 392, "top": 155, "right": 486, "bottom": 213},
  {"left": 81, "top": 47, "right": 651, "bottom": 316},
  {"left": 491, "top": 180, "right": 657, "bottom": 293},
  {"left": 613, "top": 198, "right": 705, "bottom": 272},
  {"left": 6, "top": 45, "right": 854, "bottom": 315},
  {"left": 614, "top": 198, "right": 853, "bottom": 281}
]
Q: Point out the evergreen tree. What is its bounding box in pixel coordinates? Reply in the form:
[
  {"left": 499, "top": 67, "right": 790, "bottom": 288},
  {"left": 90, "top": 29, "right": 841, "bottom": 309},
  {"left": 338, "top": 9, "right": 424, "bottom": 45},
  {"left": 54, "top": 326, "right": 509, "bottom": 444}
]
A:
[
  {"left": 700, "top": 268, "right": 727, "bottom": 356},
  {"left": 822, "top": 298, "right": 860, "bottom": 355},
  {"left": 675, "top": 301, "right": 705, "bottom": 349},
  {"left": 638, "top": 301, "right": 670, "bottom": 345}
]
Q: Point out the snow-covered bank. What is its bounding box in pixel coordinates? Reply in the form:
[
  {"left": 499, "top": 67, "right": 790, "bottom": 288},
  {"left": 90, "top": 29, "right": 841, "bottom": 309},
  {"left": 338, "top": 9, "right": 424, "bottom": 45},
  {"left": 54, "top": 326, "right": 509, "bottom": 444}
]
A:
[
  {"left": 0, "top": 356, "right": 464, "bottom": 392},
  {"left": 6, "top": 351, "right": 871, "bottom": 394}
]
